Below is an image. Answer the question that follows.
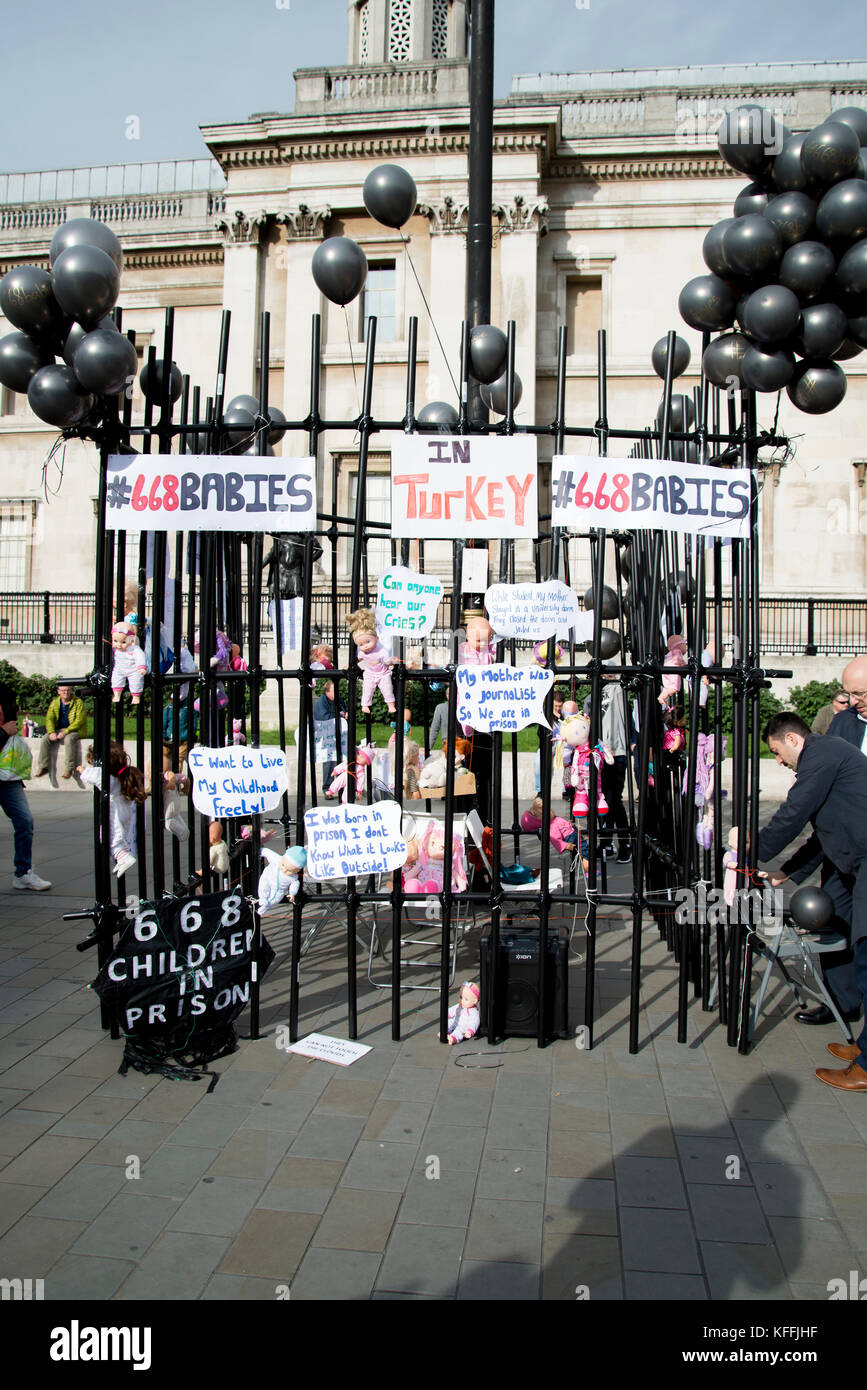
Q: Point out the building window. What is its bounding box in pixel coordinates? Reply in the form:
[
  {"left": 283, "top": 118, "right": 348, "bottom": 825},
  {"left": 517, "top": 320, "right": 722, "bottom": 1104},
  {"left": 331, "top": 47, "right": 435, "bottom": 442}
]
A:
[
  {"left": 432, "top": 0, "right": 448, "bottom": 57},
  {"left": 566, "top": 276, "right": 603, "bottom": 357},
  {"left": 1, "top": 386, "right": 15, "bottom": 416},
  {"left": 388, "top": 0, "right": 412, "bottom": 61},
  {"left": 341, "top": 458, "right": 393, "bottom": 583},
  {"left": 0, "top": 502, "right": 35, "bottom": 590},
  {"left": 362, "top": 262, "right": 397, "bottom": 343}
]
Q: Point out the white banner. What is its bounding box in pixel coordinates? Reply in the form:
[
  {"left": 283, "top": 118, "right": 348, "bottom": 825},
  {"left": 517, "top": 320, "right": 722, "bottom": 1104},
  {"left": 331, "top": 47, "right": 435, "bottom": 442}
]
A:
[
  {"left": 391, "top": 435, "right": 537, "bottom": 539},
  {"left": 105, "top": 455, "right": 317, "bottom": 532},
  {"left": 551, "top": 456, "right": 752, "bottom": 539}
]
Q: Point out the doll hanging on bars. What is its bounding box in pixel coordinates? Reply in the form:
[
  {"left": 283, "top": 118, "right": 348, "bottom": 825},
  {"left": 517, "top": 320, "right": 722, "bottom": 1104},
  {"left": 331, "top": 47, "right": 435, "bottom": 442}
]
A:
[
  {"left": 346, "top": 608, "right": 396, "bottom": 714},
  {"left": 110, "top": 622, "right": 147, "bottom": 705}
]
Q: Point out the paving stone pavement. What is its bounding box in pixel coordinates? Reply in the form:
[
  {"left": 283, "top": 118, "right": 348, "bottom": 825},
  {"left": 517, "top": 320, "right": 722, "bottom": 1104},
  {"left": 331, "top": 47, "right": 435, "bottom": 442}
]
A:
[{"left": 0, "top": 791, "right": 865, "bottom": 1302}]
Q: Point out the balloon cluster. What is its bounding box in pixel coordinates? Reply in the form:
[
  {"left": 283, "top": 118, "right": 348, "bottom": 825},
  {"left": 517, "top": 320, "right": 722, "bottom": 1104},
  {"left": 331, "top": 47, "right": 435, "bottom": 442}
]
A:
[
  {"left": 0, "top": 218, "right": 135, "bottom": 428},
  {"left": 675, "top": 104, "right": 867, "bottom": 414}
]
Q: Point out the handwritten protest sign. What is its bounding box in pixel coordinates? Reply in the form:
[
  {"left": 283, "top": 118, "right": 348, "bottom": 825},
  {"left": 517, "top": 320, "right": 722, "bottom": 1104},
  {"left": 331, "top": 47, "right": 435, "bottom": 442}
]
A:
[
  {"left": 304, "top": 801, "right": 408, "bottom": 880},
  {"left": 391, "top": 435, "right": 537, "bottom": 540},
  {"left": 486, "top": 579, "right": 593, "bottom": 644},
  {"left": 456, "top": 665, "right": 554, "bottom": 733},
  {"left": 105, "top": 455, "right": 317, "bottom": 532},
  {"left": 189, "top": 745, "right": 288, "bottom": 819},
  {"left": 286, "top": 1034, "right": 372, "bottom": 1067},
  {"left": 551, "top": 456, "right": 752, "bottom": 539},
  {"left": 376, "top": 566, "right": 443, "bottom": 637}
]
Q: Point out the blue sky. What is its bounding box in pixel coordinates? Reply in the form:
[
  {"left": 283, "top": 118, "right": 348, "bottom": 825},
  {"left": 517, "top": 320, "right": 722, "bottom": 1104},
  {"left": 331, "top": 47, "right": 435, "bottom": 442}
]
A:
[{"left": 0, "top": 0, "right": 861, "bottom": 173}]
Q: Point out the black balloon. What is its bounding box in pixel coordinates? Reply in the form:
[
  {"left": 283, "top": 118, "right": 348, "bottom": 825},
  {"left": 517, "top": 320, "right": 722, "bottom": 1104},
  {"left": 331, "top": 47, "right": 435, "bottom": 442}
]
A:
[
  {"left": 835, "top": 239, "right": 867, "bottom": 296},
  {"left": 778, "top": 240, "right": 835, "bottom": 303},
  {"left": 140, "top": 359, "right": 183, "bottom": 403},
  {"left": 469, "top": 325, "right": 508, "bottom": 384},
  {"left": 49, "top": 217, "right": 123, "bottom": 274},
  {"left": 678, "top": 274, "right": 736, "bottom": 331},
  {"left": 801, "top": 121, "right": 861, "bottom": 186},
  {"left": 717, "top": 104, "right": 778, "bottom": 176},
  {"left": 796, "top": 302, "right": 848, "bottom": 358},
  {"left": 362, "top": 164, "right": 417, "bottom": 229},
  {"left": 741, "top": 284, "right": 801, "bottom": 343},
  {"left": 61, "top": 316, "right": 118, "bottom": 368},
  {"left": 27, "top": 364, "right": 92, "bottom": 428},
  {"left": 481, "top": 371, "right": 522, "bottom": 415},
  {"left": 702, "top": 219, "right": 736, "bottom": 275},
  {"left": 734, "top": 182, "right": 769, "bottom": 217},
  {"left": 656, "top": 393, "right": 696, "bottom": 433},
  {"left": 815, "top": 179, "right": 867, "bottom": 242},
  {"left": 763, "top": 191, "right": 816, "bottom": 245},
  {"left": 789, "top": 884, "right": 834, "bottom": 931},
  {"left": 833, "top": 338, "right": 863, "bottom": 360},
  {"left": 416, "top": 400, "right": 459, "bottom": 432},
  {"left": 786, "top": 358, "right": 847, "bottom": 414},
  {"left": 52, "top": 245, "right": 120, "bottom": 329},
  {"left": 722, "top": 215, "right": 782, "bottom": 276},
  {"left": 772, "top": 133, "right": 815, "bottom": 193},
  {"left": 585, "top": 627, "right": 620, "bottom": 659},
  {"left": 583, "top": 584, "right": 618, "bottom": 618},
  {"left": 223, "top": 394, "right": 259, "bottom": 453},
  {"left": 0, "top": 332, "right": 54, "bottom": 393},
  {"left": 848, "top": 305, "right": 867, "bottom": 349},
  {"left": 267, "top": 404, "right": 287, "bottom": 444},
  {"left": 311, "top": 237, "right": 368, "bottom": 306},
  {"left": 72, "top": 330, "right": 138, "bottom": 396},
  {"left": 0, "top": 265, "right": 67, "bottom": 340},
  {"left": 702, "top": 332, "right": 750, "bottom": 388},
  {"left": 741, "top": 343, "right": 794, "bottom": 392},
  {"left": 826, "top": 107, "right": 867, "bottom": 147},
  {"left": 651, "top": 334, "right": 691, "bottom": 379}
]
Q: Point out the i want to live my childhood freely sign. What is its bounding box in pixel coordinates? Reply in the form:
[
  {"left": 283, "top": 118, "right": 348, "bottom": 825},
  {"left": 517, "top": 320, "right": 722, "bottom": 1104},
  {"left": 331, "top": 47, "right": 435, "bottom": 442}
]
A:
[
  {"left": 104, "top": 455, "right": 317, "bottom": 531},
  {"left": 390, "top": 435, "right": 537, "bottom": 539},
  {"left": 551, "top": 456, "right": 753, "bottom": 540}
]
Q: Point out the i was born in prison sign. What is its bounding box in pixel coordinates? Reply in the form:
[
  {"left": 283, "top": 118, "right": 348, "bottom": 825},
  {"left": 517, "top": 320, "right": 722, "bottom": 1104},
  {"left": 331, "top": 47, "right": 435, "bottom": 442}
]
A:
[
  {"left": 550, "top": 456, "right": 753, "bottom": 540},
  {"left": 91, "top": 889, "right": 275, "bottom": 1071},
  {"left": 104, "top": 455, "right": 317, "bottom": 532}
]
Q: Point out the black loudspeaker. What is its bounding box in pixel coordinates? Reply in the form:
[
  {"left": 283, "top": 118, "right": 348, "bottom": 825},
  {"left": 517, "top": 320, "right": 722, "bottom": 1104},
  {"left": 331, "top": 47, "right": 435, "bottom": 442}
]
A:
[{"left": 479, "top": 927, "right": 569, "bottom": 1041}]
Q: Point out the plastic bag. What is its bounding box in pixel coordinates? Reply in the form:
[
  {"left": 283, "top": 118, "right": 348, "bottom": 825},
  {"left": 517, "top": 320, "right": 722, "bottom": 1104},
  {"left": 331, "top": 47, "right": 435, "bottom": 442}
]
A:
[{"left": 0, "top": 734, "right": 33, "bottom": 781}]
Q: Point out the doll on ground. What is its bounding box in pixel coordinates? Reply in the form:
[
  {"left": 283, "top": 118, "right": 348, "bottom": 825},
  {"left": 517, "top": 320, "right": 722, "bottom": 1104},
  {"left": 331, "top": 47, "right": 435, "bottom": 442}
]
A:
[
  {"left": 258, "top": 845, "right": 307, "bottom": 916},
  {"left": 520, "top": 797, "right": 579, "bottom": 855},
  {"left": 78, "top": 742, "right": 147, "bottom": 877},
  {"left": 346, "top": 608, "right": 395, "bottom": 714},
  {"left": 110, "top": 622, "right": 147, "bottom": 705},
  {"left": 442, "top": 981, "right": 481, "bottom": 1044}
]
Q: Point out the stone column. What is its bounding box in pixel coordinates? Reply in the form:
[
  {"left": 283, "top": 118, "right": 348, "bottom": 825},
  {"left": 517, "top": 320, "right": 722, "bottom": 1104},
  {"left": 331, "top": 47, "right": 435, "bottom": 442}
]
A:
[{"left": 216, "top": 210, "right": 267, "bottom": 401}]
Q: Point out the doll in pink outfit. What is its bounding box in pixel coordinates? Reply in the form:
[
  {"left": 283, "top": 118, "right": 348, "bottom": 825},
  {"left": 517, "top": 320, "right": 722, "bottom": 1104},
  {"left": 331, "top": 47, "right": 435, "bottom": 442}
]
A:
[
  {"left": 403, "top": 820, "right": 467, "bottom": 893},
  {"left": 659, "top": 634, "right": 688, "bottom": 706},
  {"left": 555, "top": 713, "right": 613, "bottom": 819},
  {"left": 458, "top": 615, "right": 496, "bottom": 667},
  {"left": 110, "top": 622, "right": 147, "bottom": 704},
  {"left": 347, "top": 609, "right": 395, "bottom": 714},
  {"left": 443, "top": 981, "right": 481, "bottom": 1044},
  {"left": 520, "top": 797, "right": 579, "bottom": 854}
]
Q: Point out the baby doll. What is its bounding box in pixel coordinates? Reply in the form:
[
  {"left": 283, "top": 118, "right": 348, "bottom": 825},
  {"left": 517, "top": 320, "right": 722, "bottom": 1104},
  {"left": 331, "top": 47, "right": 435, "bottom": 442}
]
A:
[
  {"left": 659, "top": 633, "right": 688, "bottom": 706},
  {"left": 328, "top": 746, "right": 373, "bottom": 803},
  {"left": 110, "top": 622, "right": 147, "bottom": 705},
  {"left": 122, "top": 580, "right": 173, "bottom": 676},
  {"left": 79, "top": 742, "right": 147, "bottom": 876},
  {"left": 723, "top": 827, "right": 739, "bottom": 908},
  {"left": 162, "top": 769, "right": 189, "bottom": 842},
  {"left": 209, "top": 821, "right": 230, "bottom": 877},
  {"left": 347, "top": 608, "right": 396, "bottom": 714},
  {"left": 258, "top": 844, "right": 307, "bottom": 916},
  {"left": 555, "top": 713, "right": 613, "bottom": 819},
  {"left": 520, "top": 796, "right": 578, "bottom": 855},
  {"left": 443, "top": 981, "right": 481, "bottom": 1045},
  {"left": 310, "top": 643, "right": 335, "bottom": 672},
  {"left": 403, "top": 739, "right": 422, "bottom": 799},
  {"left": 403, "top": 820, "right": 468, "bottom": 893},
  {"left": 458, "top": 615, "right": 496, "bottom": 667}
]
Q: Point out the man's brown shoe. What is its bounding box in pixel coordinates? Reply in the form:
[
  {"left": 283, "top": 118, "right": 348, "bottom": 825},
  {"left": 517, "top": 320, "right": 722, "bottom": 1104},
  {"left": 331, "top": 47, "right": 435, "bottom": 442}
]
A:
[
  {"left": 828, "top": 1042, "right": 860, "bottom": 1062},
  {"left": 33, "top": 768, "right": 47, "bottom": 778},
  {"left": 815, "top": 1061, "right": 867, "bottom": 1091}
]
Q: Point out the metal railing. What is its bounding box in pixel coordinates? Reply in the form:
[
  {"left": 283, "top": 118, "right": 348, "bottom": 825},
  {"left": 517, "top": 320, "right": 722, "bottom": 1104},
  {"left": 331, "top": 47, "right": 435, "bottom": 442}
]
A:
[{"left": 1, "top": 590, "right": 865, "bottom": 657}]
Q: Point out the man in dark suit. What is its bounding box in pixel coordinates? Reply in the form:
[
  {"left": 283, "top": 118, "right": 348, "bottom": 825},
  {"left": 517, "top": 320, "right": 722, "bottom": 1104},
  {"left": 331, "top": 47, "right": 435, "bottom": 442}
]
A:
[
  {"left": 827, "top": 655, "right": 867, "bottom": 754},
  {"left": 752, "top": 712, "right": 867, "bottom": 1091}
]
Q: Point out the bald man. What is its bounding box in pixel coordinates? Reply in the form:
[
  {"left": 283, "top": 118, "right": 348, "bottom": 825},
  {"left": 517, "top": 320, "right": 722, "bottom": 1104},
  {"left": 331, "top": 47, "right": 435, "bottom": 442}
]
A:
[{"left": 828, "top": 655, "right": 867, "bottom": 755}]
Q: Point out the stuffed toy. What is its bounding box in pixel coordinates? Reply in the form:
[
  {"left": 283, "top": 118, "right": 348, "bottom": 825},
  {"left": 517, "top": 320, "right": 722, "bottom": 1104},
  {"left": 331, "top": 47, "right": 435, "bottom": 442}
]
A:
[
  {"left": 686, "top": 732, "right": 726, "bottom": 850},
  {"left": 533, "top": 640, "right": 564, "bottom": 668},
  {"left": 227, "top": 719, "right": 246, "bottom": 746},
  {"left": 555, "top": 713, "right": 613, "bottom": 819},
  {"left": 659, "top": 633, "right": 688, "bottom": 706},
  {"left": 403, "top": 739, "right": 422, "bottom": 799},
  {"left": 347, "top": 608, "right": 395, "bottom": 713},
  {"left": 258, "top": 845, "right": 307, "bottom": 916},
  {"left": 443, "top": 981, "right": 481, "bottom": 1045},
  {"left": 418, "top": 741, "right": 465, "bottom": 789},
  {"left": 110, "top": 622, "right": 147, "bottom": 705},
  {"left": 403, "top": 820, "right": 467, "bottom": 893}
]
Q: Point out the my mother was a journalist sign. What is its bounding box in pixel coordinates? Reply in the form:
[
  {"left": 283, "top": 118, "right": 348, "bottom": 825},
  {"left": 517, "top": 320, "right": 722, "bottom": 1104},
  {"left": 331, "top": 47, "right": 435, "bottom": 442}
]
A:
[{"left": 551, "top": 457, "right": 753, "bottom": 539}]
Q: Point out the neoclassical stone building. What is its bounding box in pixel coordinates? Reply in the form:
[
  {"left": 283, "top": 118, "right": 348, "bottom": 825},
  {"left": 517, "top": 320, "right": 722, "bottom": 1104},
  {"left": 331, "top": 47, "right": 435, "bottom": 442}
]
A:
[{"left": 0, "top": 0, "right": 865, "bottom": 621}]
